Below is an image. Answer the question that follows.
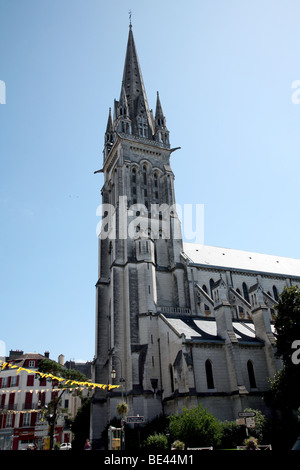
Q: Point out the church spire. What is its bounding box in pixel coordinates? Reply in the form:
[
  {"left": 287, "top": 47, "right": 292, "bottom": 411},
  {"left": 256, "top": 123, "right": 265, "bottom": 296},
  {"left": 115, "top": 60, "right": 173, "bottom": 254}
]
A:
[
  {"left": 120, "top": 26, "right": 154, "bottom": 138},
  {"left": 155, "top": 91, "right": 166, "bottom": 128},
  {"left": 105, "top": 107, "right": 113, "bottom": 134},
  {"left": 104, "top": 107, "right": 114, "bottom": 159},
  {"left": 154, "top": 91, "right": 169, "bottom": 145}
]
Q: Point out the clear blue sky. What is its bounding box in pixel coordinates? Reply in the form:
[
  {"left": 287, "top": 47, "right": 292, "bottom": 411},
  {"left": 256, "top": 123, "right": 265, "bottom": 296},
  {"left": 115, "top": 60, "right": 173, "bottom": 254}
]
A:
[{"left": 1, "top": 0, "right": 300, "bottom": 363}]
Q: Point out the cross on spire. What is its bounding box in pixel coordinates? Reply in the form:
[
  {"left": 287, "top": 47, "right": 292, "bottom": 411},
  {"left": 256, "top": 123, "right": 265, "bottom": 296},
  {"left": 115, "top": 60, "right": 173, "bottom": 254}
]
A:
[{"left": 129, "top": 10, "right": 132, "bottom": 28}]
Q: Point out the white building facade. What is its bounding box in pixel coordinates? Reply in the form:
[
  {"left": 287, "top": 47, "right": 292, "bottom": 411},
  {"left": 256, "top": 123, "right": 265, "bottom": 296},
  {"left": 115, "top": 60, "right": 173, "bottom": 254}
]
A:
[{"left": 0, "top": 352, "right": 82, "bottom": 450}]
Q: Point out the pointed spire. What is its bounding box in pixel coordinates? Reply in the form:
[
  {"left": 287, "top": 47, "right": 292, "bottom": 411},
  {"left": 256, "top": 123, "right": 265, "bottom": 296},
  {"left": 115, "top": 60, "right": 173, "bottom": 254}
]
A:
[
  {"left": 119, "top": 83, "right": 129, "bottom": 116},
  {"left": 155, "top": 91, "right": 166, "bottom": 128},
  {"left": 105, "top": 107, "right": 113, "bottom": 133},
  {"left": 121, "top": 26, "right": 154, "bottom": 137},
  {"left": 104, "top": 107, "right": 114, "bottom": 160},
  {"left": 154, "top": 91, "right": 170, "bottom": 146}
]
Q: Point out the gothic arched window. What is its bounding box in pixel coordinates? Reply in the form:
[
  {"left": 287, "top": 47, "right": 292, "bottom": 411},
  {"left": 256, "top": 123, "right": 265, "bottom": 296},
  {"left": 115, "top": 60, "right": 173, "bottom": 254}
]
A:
[
  {"left": 209, "top": 279, "right": 214, "bottom": 298},
  {"left": 131, "top": 167, "right": 137, "bottom": 204},
  {"left": 142, "top": 165, "right": 148, "bottom": 208},
  {"left": 273, "top": 285, "right": 279, "bottom": 301},
  {"left": 169, "top": 364, "right": 174, "bottom": 393},
  {"left": 242, "top": 282, "right": 249, "bottom": 303},
  {"left": 247, "top": 360, "right": 256, "bottom": 388},
  {"left": 143, "top": 165, "right": 147, "bottom": 184},
  {"left": 138, "top": 116, "right": 147, "bottom": 137},
  {"left": 153, "top": 172, "right": 159, "bottom": 203},
  {"left": 205, "top": 359, "right": 214, "bottom": 389}
]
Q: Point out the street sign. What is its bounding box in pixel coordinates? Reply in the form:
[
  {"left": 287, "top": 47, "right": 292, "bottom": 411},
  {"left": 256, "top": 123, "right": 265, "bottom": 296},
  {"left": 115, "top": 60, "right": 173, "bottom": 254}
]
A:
[
  {"left": 126, "top": 416, "right": 145, "bottom": 424},
  {"left": 246, "top": 417, "right": 255, "bottom": 428},
  {"left": 238, "top": 411, "right": 256, "bottom": 418}
]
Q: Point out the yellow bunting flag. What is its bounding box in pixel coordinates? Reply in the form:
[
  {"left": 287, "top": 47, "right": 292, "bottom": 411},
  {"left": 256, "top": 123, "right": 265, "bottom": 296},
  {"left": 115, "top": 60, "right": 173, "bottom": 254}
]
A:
[{"left": 0, "top": 360, "right": 119, "bottom": 389}]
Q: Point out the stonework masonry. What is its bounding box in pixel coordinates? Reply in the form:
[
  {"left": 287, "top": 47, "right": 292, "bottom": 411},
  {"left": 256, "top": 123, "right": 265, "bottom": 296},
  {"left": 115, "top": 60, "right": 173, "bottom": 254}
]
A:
[{"left": 90, "top": 26, "right": 300, "bottom": 448}]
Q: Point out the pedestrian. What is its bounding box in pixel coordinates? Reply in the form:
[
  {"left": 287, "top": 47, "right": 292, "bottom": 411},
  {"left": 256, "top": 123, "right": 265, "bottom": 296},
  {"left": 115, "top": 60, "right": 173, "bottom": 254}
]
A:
[{"left": 84, "top": 439, "right": 91, "bottom": 450}]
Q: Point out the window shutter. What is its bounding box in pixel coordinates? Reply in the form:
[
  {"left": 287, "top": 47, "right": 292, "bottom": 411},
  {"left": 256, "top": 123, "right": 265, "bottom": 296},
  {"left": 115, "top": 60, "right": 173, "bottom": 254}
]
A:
[
  {"left": 16, "top": 375, "right": 19, "bottom": 387},
  {"left": 27, "top": 375, "right": 34, "bottom": 387},
  {"left": 25, "top": 391, "right": 32, "bottom": 409},
  {"left": 19, "top": 413, "right": 23, "bottom": 427},
  {"left": 30, "top": 412, "right": 37, "bottom": 427},
  {"left": 1, "top": 394, "right": 5, "bottom": 408},
  {"left": 38, "top": 391, "right": 46, "bottom": 407},
  {"left": 8, "top": 392, "right": 15, "bottom": 408}
]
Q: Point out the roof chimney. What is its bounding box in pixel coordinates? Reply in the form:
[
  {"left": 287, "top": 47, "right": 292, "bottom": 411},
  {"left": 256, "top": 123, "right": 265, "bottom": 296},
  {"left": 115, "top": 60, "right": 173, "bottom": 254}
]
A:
[{"left": 58, "top": 354, "right": 65, "bottom": 366}]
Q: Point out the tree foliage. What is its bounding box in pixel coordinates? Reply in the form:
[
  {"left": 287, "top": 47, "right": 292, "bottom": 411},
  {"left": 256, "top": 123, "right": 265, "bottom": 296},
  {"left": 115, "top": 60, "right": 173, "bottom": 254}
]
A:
[
  {"left": 37, "top": 359, "right": 88, "bottom": 449},
  {"left": 38, "top": 358, "right": 87, "bottom": 383},
  {"left": 71, "top": 398, "right": 91, "bottom": 450},
  {"left": 168, "top": 404, "right": 222, "bottom": 448},
  {"left": 274, "top": 286, "right": 300, "bottom": 363},
  {"left": 268, "top": 286, "right": 300, "bottom": 412},
  {"left": 141, "top": 432, "right": 168, "bottom": 451}
]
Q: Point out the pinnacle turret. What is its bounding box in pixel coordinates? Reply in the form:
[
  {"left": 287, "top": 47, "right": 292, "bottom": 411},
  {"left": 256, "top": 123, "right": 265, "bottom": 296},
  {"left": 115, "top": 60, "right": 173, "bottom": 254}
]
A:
[{"left": 103, "top": 26, "right": 170, "bottom": 158}]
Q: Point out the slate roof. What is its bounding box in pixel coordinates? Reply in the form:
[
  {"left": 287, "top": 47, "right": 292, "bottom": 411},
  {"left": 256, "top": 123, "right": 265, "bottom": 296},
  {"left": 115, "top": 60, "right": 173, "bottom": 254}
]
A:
[
  {"left": 183, "top": 243, "right": 300, "bottom": 278},
  {"left": 163, "top": 315, "right": 262, "bottom": 344},
  {"left": 8, "top": 353, "right": 47, "bottom": 366}
]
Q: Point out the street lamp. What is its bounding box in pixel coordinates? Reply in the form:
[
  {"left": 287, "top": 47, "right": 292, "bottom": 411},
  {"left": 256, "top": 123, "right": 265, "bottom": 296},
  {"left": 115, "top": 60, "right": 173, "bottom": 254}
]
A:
[{"left": 110, "top": 355, "right": 125, "bottom": 402}]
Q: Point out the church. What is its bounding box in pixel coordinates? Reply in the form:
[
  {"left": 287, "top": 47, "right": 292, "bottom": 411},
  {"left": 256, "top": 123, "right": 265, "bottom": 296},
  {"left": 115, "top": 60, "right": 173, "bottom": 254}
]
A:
[{"left": 90, "top": 25, "right": 300, "bottom": 448}]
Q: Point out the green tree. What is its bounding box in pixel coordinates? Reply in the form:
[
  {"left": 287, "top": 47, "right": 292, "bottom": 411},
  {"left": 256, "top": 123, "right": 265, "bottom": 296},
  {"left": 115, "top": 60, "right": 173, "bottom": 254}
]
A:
[
  {"left": 71, "top": 398, "right": 91, "bottom": 450},
  {"left": 219, "top": 420, "right": 246, "bottom": 449},
  {"left": 274, "top": 286, "right": 300, "bottom": 364},
  {"left": 168, "top": 404, "right": 222, "bottom": 448},
  {"left": 268, "top": 286, "right": 300, "bottom": 412},
  {"left": 243, "top": 408, "right": 268, "bottom": 443},
  {"left": 38, "top": 359, "right": 88, "bottom": 450},
  {"left": 141, "top": 432, "right": 168, "bottom": 451}
]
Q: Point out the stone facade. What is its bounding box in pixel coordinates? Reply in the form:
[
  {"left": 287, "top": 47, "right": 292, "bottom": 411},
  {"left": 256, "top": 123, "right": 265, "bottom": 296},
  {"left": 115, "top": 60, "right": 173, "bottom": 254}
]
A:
[{"left": 90, "top": 26, "right": 300, "bottom": 448}]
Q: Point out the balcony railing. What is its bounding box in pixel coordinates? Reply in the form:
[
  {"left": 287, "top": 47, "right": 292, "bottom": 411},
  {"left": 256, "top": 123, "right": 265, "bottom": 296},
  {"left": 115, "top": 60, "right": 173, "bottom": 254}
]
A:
[
  {"left": 0, "top": 404, "right": 18, "bottom": 411},
  {"left": 22, "top": 403, "right": 44, "bottom": 411}
]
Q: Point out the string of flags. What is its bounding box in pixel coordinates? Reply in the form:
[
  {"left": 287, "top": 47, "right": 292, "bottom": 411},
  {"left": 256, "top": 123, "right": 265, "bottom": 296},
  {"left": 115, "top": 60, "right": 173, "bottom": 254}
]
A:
[{"left": 0, "top": 360, "right": 120, "bottom": 390}]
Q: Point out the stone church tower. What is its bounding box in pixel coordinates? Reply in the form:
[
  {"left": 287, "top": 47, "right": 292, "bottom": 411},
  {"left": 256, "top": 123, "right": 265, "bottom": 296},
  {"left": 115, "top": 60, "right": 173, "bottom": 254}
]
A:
[
  {"left": 91, "top": 25, "right": 300, "bottom": 449},
  {"left": 91, "top": 25, "right": 189, "bottom": 447}
]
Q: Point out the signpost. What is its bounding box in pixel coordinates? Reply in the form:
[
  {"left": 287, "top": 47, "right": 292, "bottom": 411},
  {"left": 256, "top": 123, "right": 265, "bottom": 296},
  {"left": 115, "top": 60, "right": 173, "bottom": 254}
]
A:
[
  {"left": 245, "top": 417, "right": 255, "bottom": 428},
  {"left": 238, "top": 411, "right": 256, "bottom": 418},
  {"left": 126, "top": 416, "right": 144, "bottom": 448},
  {"left": 237, "top": 411, "right": 256, "bottom": 436},
  {"left": 126, "top": 416, "right": 145, "bottom": 424}
]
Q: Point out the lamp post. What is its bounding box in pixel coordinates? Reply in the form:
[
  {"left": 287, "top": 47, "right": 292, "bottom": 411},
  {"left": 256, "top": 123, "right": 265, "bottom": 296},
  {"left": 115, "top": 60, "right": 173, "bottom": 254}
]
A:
[
  {"left": 110, "top": 355, "right": 125, "bottom": 402},
  {"left": 110, "top": 355, "right": 126, "bottom": 451}
]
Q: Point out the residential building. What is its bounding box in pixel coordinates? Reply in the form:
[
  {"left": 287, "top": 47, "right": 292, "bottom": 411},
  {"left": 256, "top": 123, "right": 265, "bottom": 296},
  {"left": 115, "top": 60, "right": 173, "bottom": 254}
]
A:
[{"left": 0, "top": 351, "right": 83, "bottom": 450}]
